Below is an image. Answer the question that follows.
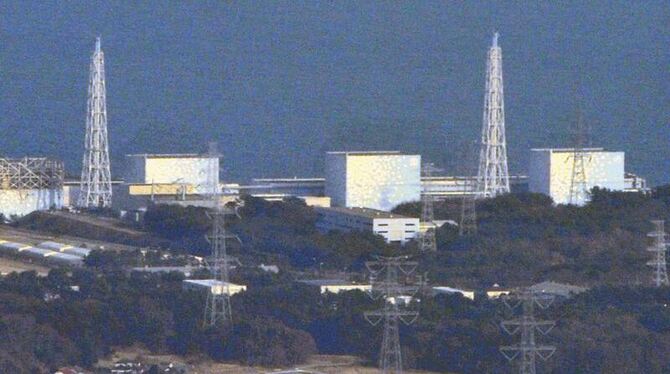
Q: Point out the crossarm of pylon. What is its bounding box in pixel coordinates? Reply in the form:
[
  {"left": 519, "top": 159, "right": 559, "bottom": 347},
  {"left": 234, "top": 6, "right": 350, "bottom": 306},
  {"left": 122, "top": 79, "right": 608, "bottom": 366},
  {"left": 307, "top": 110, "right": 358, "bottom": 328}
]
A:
[
  {"left": 364, "top": 311, "right": 384, "bottom": 326},
  {"left": 535, "top": 346, "right": 557, "bottom": 360},
  {"left": 398, "top": 311, "right": 419, "bottom": 325},
  {"left": 502, "top": 297, "right": 523, "bottom": 311},
  {"left": 534, "top": 320, "right": 556, "bottom": 335},
  {"left": 499, "top": 346, "right": 521, "bottom": 361},
  {"left": 500, "top": 320, "right": 521, "bottom": 335}
]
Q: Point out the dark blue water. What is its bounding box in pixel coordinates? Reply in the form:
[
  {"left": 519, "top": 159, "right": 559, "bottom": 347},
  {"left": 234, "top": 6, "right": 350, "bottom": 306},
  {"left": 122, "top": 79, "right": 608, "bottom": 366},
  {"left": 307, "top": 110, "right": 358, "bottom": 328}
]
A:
[{"left": 1, "top": 1, "right": 668, "bottom": 184}]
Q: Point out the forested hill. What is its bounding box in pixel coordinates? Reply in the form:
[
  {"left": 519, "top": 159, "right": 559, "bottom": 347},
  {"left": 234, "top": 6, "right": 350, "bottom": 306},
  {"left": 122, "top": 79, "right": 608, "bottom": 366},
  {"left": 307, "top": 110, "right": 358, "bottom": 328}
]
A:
[{"left": 1, "top": 2, "right": 668, "bottom": 183}]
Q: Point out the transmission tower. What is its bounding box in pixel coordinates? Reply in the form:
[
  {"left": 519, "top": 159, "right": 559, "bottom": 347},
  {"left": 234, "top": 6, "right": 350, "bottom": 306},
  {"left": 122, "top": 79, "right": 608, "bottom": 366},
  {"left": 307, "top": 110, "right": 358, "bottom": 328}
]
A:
[
  {"left": 647, "top": 220, "right": 669, "bottom": 287},
  {"left": 500, "top": 289, "right": 556, "bottom": 374},
  {"left": 568, "top": 108, "right": 590, "bottom": 205},
  {"left": 477, "top": 32, "right": 510, "bottom": 198},
  {"left": 458, "top": 140, "right": 478, "bottom": 236},
  {"left": 364, "top": 256, "right": 420, "bottom": 374},
  {"left": 79, "top": 37, "right": 112, "bottom": 208},
  {"left": 420, "top": 163, "right": 438, "bottom": 252},
  {"left": 203, "top": 143, "right": 240, "bottom": 328}
]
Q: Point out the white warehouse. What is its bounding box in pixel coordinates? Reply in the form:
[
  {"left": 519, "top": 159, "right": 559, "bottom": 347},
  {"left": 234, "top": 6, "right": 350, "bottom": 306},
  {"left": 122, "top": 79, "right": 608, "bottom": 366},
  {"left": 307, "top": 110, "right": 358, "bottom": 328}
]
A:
[
  {"left": 315, "top": 206, "right": 420, "bottom": 244},
  {"left": 325, "top": 151, "right": 420, "bottom": 212},
  {"left": 529, "top": 148, "right": 625, "bottom": 205}
]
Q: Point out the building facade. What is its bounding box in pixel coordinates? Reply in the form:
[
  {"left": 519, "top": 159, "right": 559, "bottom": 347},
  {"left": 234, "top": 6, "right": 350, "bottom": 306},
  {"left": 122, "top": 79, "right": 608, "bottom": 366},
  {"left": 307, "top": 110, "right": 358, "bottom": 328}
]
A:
[
  {"left": 529, "top": 148, "right": 625, "bottom": 205},
  {"left": 315, "top": 206, "right": 419, "bottom": 244},
  {"left": 325, "top": 151, "right": 420, "bottom": 211}
]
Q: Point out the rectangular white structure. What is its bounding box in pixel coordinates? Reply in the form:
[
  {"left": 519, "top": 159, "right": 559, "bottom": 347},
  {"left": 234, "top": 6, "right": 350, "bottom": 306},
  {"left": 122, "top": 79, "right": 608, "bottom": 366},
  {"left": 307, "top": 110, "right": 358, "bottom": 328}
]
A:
[
  {"left": 529, "top": 148, "right": 625, "bottom": 205},
  {"left": 182, "top": 279, "right": 247, "bottom": 296},
  {"left": 315, "top": 206, "right": 419, "bottom": 244},
  {"left": 0, "top": 189, "right": 62, "bottom": 218},
  {"left": 125, "top": 154, "right": 218, "bottom": 188},
  {"left": 325, "top": 151, "right": 420, "bottom": 211}
]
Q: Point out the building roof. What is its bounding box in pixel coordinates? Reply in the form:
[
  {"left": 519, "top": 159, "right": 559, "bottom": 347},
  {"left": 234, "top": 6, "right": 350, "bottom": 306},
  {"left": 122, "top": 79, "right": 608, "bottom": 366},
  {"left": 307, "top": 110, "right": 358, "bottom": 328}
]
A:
[
  {"left": 183, "top": 279, "right": 244, "bottom": 288},
  {"left": 530, "top": 147, "right": 607, "bottom": 153},
  {"left": 125, "top": 153, "right": 214, "bottom": 158},
  {"left": 298, "top": 279, "right": 368, "bottom": 287},
  {"left": 316, "top": 206, "right": 415, "bottom": 219},
  {"left": 528, "top": 281, "right": 588, "bottom": 297},
  {"left": 326, "top": 151, "right": 407, "bottom": 156}
]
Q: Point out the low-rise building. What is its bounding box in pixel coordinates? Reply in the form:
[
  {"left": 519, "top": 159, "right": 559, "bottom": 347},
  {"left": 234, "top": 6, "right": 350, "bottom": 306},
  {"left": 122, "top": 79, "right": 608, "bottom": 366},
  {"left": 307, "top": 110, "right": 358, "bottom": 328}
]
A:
[
  {"left": 298, "top": 279, "right": 371, "bottom": 294},
  {"left": 182, "top": 279, "right": 247, "bottom": 296},
  {"left": 315, "top": 206, "right": 419, "bottom": 244},
  {"left": 432, "top": 286, "right": 476, "bottom": 300}
]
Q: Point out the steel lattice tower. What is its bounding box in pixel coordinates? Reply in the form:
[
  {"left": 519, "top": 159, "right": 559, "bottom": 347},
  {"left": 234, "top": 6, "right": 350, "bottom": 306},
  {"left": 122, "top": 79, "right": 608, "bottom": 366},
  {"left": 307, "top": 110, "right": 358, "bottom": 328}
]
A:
[
  {"left": 568, "top": 109, "right": 590, "bottom": 205},
  {"left": 365, "top": 256, "right": 420, "bottom": 374},
  {"left": 500, "top": 290, "right": 556, "bottom": 374},
  {"left": 420, "top": 163, "right": 438, "bottom": 252},
  {"left": 459, "top": 140, "right": 478, "bottom": 236},
  {"left": 647, "top": 220, "right": 669, "bottom": 287},
  {"left": 79, "top": 37, "right": 112, "bottom": 208},
  {"left": 477, "top": 32, "right": 510, "bottom": 198},
  {"left": 203, "top": 143, "right": 240, "bottom": 327}
]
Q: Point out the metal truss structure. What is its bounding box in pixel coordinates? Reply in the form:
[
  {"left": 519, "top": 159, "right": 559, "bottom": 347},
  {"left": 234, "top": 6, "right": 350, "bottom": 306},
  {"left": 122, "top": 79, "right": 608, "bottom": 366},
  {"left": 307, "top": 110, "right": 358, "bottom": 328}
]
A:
[
  {"left": 477, "top": 32, "right": 511, "bottom": 198},
  {"left": 500, "top": 289, "right": 556, "bottom": 374},
  {"left": 647, "top": 220, "right": 669, "bottom": 287},
  {"left": 568, "top": 109, "right": 590, "bottom": 205},
  {"left": 458, "top": 140, "right": 478, "bottom": 236},
  {"left": 365, "top": 256, "right": 420, "bottom": 374},
  {"left": 79, "top": 37, "right": 113, "bottom": 208},
  {"left": 0, "top": 158, "right": 64, "bottom": 191},
  {"left": 420, "top": 163, "right": 439, "bottom": 252},
  {"left": 203, "top": 143, "right": 241, "bottom": 328}
]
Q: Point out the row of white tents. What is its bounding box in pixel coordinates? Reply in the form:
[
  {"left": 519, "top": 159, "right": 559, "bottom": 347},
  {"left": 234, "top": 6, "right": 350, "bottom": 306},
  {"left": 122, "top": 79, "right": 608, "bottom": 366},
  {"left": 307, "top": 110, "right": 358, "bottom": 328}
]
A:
[{"left": 0, "top": 240, "right": 90, "bottom": 267}]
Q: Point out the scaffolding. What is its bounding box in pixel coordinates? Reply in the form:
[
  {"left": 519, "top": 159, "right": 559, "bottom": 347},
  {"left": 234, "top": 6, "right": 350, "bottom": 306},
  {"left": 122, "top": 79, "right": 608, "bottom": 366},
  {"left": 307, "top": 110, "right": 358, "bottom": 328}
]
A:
[{"left": 0, "top": 158, "right": 64, "bottom": 191}]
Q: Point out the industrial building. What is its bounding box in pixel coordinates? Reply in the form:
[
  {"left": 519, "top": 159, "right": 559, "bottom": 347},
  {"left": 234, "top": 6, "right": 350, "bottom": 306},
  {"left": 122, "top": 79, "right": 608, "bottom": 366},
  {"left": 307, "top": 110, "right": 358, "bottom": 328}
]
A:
[
  {"left": 325, "top": 151, "right": 421, "bottom": 211},
  {"left": 0, "top": 240, "right": 84, "bottom": 267},
  {"left": 0, "top": 158, "right": 64, "bottom": 218},
  {"left": 298, "top": 279, "right": 371, "bottom": 294},
  {"left": 114, "top": 153, "right": 223, "bottom": 210},
  {"left": 182, "top": 279, "right": 247, "bottom": 296},
  {"left": 529, "top": 148, "right": 625, "bottom": 205},
  {"left": 315, "top": 206, "right": 420, "bottom": 244}
]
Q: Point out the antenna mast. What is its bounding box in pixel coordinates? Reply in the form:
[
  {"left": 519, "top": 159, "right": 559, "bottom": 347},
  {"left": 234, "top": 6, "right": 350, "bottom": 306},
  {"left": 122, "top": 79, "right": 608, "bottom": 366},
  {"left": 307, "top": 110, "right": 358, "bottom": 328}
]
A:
[
  {"left": 477, "top": 32, "right": 510, "bottom": 198},
  {"left": 79, "top": 37, "right": 112, "bottom": 208}
]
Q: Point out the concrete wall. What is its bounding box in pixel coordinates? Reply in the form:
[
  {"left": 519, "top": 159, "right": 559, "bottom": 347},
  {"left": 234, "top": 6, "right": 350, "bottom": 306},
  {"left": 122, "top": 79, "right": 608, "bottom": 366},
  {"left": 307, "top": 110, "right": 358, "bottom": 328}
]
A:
[
  {"left": 326, "top": 152, "right": 421, "bottom": 211},
  {"left": 0, "top": 188, "right": 62, "bottom": 217},
  {"left": 529, "top": 149, "right": 625, "bottom": 205},
  {"left": 125, "top": 155, "right": 218, "bottom": 188}
]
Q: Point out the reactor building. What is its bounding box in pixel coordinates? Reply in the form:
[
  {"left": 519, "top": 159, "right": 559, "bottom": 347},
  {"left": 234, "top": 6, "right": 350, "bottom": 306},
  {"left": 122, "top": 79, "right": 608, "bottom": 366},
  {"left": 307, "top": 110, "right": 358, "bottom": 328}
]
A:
[
  {"left": 528, "top": 148, "right": 625, "bottom": 205},
  {"left": 0, "top": 158, "right": 64, "bottom": 218},
  {"left": 325, "top": 151, "right": 421, "bottom": 212},
  {"left": 114, "top": 153, "right": 221, "bottom": 211}
]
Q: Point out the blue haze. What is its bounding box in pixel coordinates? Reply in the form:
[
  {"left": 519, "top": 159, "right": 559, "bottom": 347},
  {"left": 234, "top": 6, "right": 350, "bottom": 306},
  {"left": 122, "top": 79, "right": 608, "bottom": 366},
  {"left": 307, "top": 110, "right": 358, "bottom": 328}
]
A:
[{"left": 0, "top": 1, "right": 668, "bottom": 184}]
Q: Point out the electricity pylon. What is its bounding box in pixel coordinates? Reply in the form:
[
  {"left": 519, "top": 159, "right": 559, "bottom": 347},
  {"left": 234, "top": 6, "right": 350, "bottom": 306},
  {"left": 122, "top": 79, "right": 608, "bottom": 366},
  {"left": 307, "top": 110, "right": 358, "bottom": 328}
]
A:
[
  {"left": 500, "top": 289, "right": 556, "bottom": 374},
  {"left": 477, "top": 32, "right": 510, "bottom": 198},
  {"left": 203, "top": 143, "right": 240, "bottom": 328},
  {"left": 79, "top": 37, "right": 112, "bottom": 208},
  {"left": 459, "top": 140, "right": 478, "bottom": 236},
  {"left": 365, "top": 256, "right": 420, "bottom": 374},
  {"left": 420, "top": 163, "right": 438, "bottom": 252},
  {"left": 647, "top": 220, "right": 669, "bottom": 287},
  {"left": 568, "top": 108, "right": 590, "bottom": 205}
]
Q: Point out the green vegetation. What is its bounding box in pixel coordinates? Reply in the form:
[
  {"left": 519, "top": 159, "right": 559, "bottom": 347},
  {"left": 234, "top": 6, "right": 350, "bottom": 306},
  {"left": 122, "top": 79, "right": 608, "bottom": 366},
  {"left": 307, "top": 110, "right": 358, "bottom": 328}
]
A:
[{"left": 2, "top": 187, "right": 670, "bottom": 372}]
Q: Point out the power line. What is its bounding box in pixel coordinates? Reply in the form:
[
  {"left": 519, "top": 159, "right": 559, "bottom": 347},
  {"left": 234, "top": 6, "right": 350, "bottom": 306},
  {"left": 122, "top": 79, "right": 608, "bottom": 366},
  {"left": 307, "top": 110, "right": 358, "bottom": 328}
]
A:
[
  {"left": 500, "top": 289, "right": 556, "bottom": 374},
  {"left": 79, "top": 37, "right": 112, "bottom": 208},
  {"left": 364, "top": 256, "right": 420, "bottom": 374}
]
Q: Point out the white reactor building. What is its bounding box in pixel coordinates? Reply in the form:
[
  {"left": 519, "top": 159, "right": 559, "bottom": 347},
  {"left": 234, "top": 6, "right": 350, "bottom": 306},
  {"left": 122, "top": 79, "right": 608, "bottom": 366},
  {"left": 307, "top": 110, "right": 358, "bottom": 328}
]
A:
[
  {"left": 529, "top": 148, "right": 625, "bottom": 205},
  {"left": 325, "top": 151, "right": 421, "bottom": 211}
]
